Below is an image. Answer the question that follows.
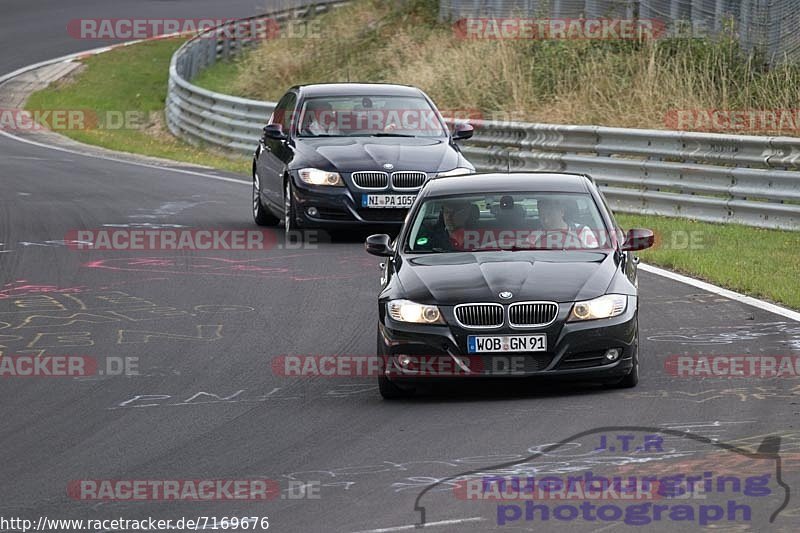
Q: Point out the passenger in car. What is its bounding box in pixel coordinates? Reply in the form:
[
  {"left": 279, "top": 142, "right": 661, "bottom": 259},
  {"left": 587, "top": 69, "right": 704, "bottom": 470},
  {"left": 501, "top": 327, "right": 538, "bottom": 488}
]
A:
[
  {"left": 531, "top": 197, "right": 600, "bottom": 249},
  {"left": 303, "top": 100, "right": 340, "bottom": 135}
]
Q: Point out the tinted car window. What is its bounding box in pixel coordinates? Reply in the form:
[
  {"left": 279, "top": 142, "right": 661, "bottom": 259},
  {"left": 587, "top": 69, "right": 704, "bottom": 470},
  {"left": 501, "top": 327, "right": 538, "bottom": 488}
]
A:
[
  {"left": 297, "top": 95, "right": 447, "bottom": 138},
  {"left": 271, "top": 92, "right": 297, "bottom": 133},
  {"left": 406, "top": 192, "right": 611, "bottom": 252}
]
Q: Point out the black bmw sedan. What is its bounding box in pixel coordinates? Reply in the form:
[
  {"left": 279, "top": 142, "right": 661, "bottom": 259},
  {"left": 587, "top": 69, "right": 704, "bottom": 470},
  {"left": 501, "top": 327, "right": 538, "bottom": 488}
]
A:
[
  {"left": 365, "top": 172, "right": 655, "bottom": 398},
  {"left": 252, "top": 83, "right": 475, "bottom": 235}
]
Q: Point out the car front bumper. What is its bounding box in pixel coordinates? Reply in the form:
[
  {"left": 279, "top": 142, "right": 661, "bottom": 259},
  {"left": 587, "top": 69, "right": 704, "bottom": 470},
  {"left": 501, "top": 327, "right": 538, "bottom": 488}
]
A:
[
  {"left": 289, "top": 175, "right": 412, "bottom": 228},
  {"left": 377, "top": 296, "right": 638, "bottom": 383}
]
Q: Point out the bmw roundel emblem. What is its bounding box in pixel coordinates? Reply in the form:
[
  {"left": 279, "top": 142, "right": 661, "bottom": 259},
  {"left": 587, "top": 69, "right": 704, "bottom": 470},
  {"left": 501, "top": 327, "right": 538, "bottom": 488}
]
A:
[
  {"left": 383, "top": 163, "right": 394, "bottom": 170},
  {"left": 499, "top": 291, "right": 513, "bottom": 300}
]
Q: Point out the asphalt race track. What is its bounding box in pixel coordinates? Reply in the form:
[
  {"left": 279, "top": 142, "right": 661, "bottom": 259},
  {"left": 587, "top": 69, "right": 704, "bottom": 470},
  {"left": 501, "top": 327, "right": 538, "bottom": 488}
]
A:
[{"left": 1, "top": 2, "right": 799, "bottom": 532}]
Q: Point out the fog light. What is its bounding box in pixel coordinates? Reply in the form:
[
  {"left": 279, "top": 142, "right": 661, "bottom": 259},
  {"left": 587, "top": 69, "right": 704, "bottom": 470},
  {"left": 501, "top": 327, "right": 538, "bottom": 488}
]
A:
[
  {"left": 307, "top": 207, "right": 319, "bottom": 217},
  {"left": 397, "top": 354, "right": 412, "bottom": 367},
  {"left": 605, "top": 348, "right": 621, "bottom": 362}
]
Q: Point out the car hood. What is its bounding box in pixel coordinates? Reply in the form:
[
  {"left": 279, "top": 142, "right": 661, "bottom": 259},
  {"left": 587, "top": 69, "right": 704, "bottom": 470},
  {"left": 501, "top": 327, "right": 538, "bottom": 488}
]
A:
[
  {"left": 292, "top": 137, "right": 462, "bottom": 173},
  {"left": 395, "top": 251, "right": 620, "bottom": 305}
]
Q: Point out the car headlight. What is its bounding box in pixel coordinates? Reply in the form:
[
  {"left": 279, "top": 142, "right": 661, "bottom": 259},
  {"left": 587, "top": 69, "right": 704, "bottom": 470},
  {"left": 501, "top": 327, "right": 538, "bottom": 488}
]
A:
[
  {"left": 299, "top": 168, "right": 344, "bottom": 186},
  {"left": 387, "top": 300, "right": 445, "bottom": 324},
  {"left": 436, "top": 168, "right": 473, "bottom": 177},
  {"left": 568, "top": 294, "right": 627, "bottom": 321}
]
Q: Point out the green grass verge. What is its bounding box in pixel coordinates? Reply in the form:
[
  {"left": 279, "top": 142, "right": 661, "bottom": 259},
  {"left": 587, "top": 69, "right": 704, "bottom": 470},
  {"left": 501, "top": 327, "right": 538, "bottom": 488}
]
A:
[
  {"left": 25, "top": 39, "right": 249, "bottom": 174},
  {"left": 617, "top": 214, "right": 800, "bottom": 310},
  {"left": 192, "top": 56, "right": 242, "bottom": 95}
]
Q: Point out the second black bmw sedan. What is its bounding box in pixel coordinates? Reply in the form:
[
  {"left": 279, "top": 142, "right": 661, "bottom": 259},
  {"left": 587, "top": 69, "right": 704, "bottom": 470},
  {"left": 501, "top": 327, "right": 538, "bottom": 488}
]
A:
[
  {"left": 252, "top": 83, "right": 475, "bottom": 235},
  {"left": 365, "top": 172, "right": 654, "bottom": 398}
]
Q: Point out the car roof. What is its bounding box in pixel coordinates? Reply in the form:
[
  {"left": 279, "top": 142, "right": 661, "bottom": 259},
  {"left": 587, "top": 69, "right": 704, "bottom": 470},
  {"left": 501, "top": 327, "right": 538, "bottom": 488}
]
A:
[
  {"left": 423, "top": 172, "right": 592, "bottom": 196},
  {"left": 293, "top": 83, "right": 425, "bottom": 98}
]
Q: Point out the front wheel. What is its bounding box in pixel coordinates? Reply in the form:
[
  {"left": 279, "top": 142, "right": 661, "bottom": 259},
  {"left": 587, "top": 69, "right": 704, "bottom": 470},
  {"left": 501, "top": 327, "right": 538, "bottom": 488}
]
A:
[
  {"left": 611, "top": 357, "right": 639, "bottom": 388},
  {"left": 378, "top": 375, "right": 414, "bottom": 399},
  {"left": 607, "top": 322, "right": 639, "bottom": 388},
  {"left": 253, "top": 171, "right": 279, "bottom": 226},
  {"left": 284, "top": 179, "right": 303, "bottom": 237}
]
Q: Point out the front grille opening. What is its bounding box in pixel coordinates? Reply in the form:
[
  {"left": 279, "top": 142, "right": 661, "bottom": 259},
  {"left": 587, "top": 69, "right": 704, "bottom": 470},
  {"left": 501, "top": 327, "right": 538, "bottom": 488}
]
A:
[
  {"left": 455, "top": 303, "right": 504, "bottom": 328},
  {"left": 509, "top": 302, "right": 558, "bottom": 327},
  {"left": 481, "top": 354, "right": 553, "bottom": 374},
  {"left": 391, "top": 171, "right": 427, "bottom": 189},
  {"left": 352, "top": 171, "right": 389, "bottom": 189},
  {"left": 314, "top": 207, "right": 351, "bottom": 220},
  {"left": 356, "top": 208, "right": 408, "bottom": 222},
  {"left": 557, "top": 351, "right": 608, "bottom": 370}
]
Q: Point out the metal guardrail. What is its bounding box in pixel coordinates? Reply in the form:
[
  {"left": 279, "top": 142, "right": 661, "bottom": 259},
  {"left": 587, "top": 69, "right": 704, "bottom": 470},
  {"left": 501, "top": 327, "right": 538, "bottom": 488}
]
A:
[
  {"left": 166, "top": 3, "right": 346, "bottom": 153},
  {"left": 165, "top": 10, "right": 800, "bottom": 230}
]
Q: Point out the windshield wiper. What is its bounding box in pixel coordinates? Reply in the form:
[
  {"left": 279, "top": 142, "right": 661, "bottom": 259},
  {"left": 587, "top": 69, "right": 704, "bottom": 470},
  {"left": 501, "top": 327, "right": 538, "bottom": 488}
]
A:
[
  {"left": 369, "top": 133, "right": 418, "bottom": 137},
  {"left": 408, "top": 247, "right": 464, "bottom": 254},
  {"left": 471, "top": 246, "right": 536, "bottom": 252}
]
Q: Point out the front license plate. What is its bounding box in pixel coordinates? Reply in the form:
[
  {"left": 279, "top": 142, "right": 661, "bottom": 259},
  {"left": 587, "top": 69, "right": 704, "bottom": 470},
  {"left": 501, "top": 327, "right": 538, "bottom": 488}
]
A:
[
  {"left": 467, "top": 335, "right": 547, "bottom": 353},
  {"left": 362, "top": 194, "right": 416, "bottom": 208}
]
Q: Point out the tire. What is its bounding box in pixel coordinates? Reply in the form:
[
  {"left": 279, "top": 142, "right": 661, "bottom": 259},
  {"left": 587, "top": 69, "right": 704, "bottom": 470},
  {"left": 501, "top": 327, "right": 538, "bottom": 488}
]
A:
[
  {"left": 253, "top": 170, "right": 279, "bottom": 226},
  {"left": 611, "top": 357, "right": 639, "bottom": 388},
  {"left": 378, "top": 375, "right": 414, "bottom": 399},
  {"left": 608, "top": 322, "right": 639, "bottom": 389},
  {"left": 284, "top": 178, "right": 303, "bottom": 238}
]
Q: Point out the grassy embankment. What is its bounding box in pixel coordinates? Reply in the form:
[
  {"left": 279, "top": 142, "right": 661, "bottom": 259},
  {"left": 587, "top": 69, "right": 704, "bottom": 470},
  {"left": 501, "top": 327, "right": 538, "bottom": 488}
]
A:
[{"left": 26, "top": 39, "right": 248, "bottom": 173}]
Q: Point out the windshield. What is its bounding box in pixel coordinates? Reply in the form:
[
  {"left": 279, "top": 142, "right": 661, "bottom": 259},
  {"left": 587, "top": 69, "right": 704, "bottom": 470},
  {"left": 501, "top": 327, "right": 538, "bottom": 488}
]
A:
[
  {"left": 405, "top": 192, "right": 615, "bottom": 253},
  {"left": 296, "top": 95, "right": 448, "bottom": 138}
]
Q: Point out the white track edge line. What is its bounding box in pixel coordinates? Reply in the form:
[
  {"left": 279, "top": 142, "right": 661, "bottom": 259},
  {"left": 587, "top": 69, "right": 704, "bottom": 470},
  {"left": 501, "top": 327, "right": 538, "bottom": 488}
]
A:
[
  {"left": 0, "top": 128, "right": 248, "bottom": 185},
  {"left": 639, "top": 263, "right": 800, "bottom": 322},
  {"left": 0, "top": 33, "right": 250, "bottom": 186}
]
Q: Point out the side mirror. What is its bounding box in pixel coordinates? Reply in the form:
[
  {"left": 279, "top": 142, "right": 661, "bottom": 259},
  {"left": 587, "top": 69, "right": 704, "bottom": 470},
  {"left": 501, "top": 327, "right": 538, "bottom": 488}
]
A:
[
  {"left": 263, "top": 123, "right": 287, "bottom": 141},
  {"left": 622, "top": 228, "right": 655, "bottom": 251},
  {"left": 365, "top": 234, "right": 393, "bottom": 257},
  {"left": 452, "top": 122, "right": 474, "bottom": 141}
]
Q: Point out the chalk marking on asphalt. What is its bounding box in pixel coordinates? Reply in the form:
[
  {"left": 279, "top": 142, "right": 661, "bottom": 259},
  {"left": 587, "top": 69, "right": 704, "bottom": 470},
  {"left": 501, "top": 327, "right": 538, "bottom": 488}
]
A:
[
  {"left": 350, "top": 517, "right": 484, "bottom": 533},
  {"left": 639, "top": 263, "right": 800, "bottom": 322}
]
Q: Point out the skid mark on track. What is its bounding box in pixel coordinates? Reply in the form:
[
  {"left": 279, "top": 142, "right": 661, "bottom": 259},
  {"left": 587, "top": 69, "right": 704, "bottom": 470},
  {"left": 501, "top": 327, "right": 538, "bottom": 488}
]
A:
[
  {"left": 84, "top": 255, "right": 368, "bottom": 282},
  {"left": 646, "top": 321, "right": 800, "bottom": 347}
]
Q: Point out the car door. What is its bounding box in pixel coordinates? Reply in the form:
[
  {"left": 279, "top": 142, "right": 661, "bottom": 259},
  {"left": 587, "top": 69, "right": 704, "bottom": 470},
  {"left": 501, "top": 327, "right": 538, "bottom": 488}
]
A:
[{"left": 257, "top": 91, "right": 297, "bottom": 209}]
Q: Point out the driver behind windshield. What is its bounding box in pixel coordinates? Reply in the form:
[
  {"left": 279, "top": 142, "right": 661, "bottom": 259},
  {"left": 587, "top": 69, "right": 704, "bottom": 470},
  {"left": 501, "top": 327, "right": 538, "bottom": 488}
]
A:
[
  {"left": 415, "top": 200, "right": 476, "bottom": 251},
  {"left": 303, "top": 100, "right": 339, "bottom": 136}
]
